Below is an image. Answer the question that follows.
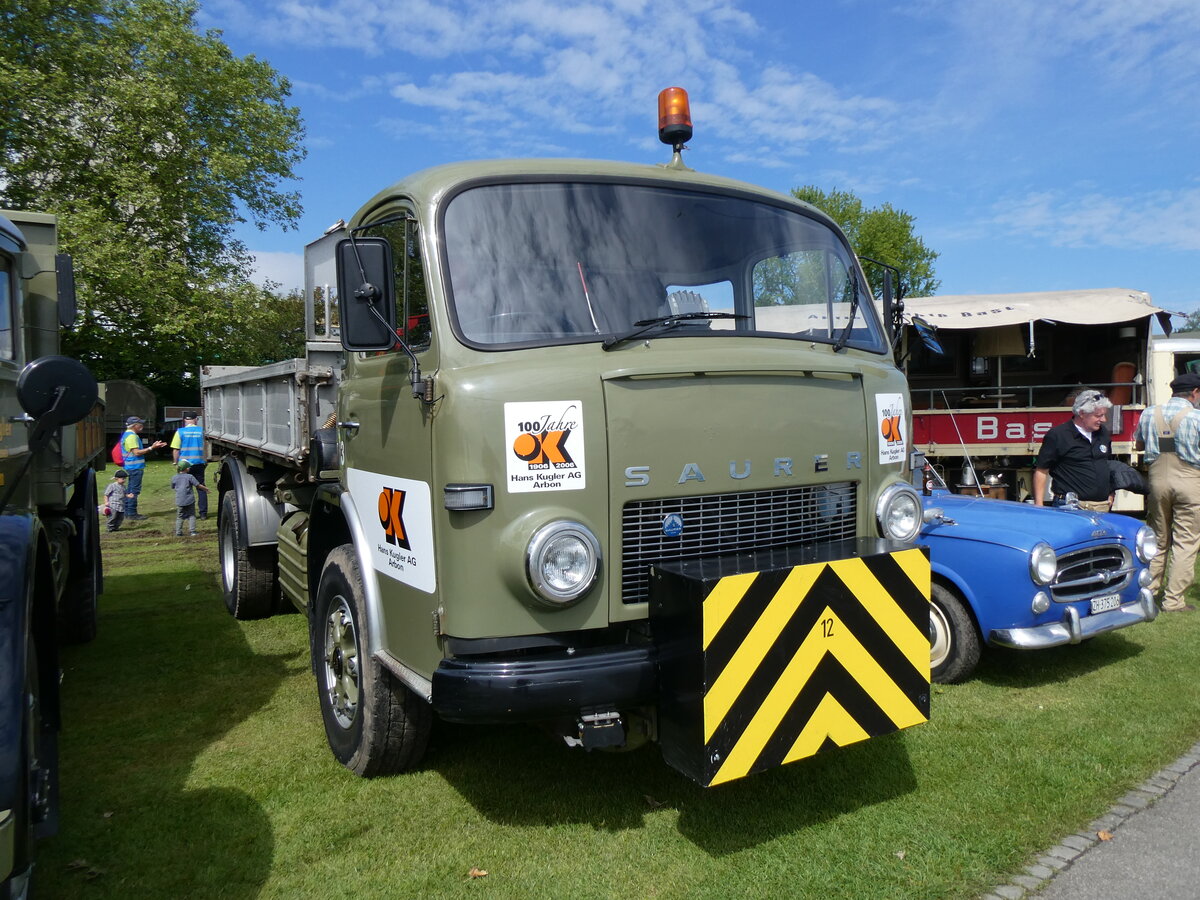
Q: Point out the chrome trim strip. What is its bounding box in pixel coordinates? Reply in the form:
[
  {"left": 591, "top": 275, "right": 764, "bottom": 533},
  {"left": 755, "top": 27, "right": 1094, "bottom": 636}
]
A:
[{"left": 375, "top": 650, "right": 434, "bottom": 702}]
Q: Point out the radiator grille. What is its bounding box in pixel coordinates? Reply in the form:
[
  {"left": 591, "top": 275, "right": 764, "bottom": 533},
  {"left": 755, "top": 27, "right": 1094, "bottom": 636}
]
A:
[
  {"left": 1051, "top": 545, "right": 1132, "bottom": 602},
  {"left": 620, "top": 483, "right": 858, "bottom": 604}
]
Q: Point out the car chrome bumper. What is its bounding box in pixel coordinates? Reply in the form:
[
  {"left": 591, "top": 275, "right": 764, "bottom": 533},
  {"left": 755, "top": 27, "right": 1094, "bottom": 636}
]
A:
[{"left": 989, "top": 589, "right": 1158, "bottom": 650}]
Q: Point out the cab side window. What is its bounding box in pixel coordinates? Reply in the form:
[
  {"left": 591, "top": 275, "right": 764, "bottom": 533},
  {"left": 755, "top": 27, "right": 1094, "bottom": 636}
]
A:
[
  {"left": 365, "top": 216, "right": 431, "bottom": 353},
  {"left": 0, "top": 258, "right": 14, "bottom": 359}
]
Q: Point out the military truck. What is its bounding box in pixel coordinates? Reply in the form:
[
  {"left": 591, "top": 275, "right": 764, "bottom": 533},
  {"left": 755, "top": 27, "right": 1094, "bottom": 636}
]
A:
[
  {"left": 0, "top": 210, "right": 105, "bottom": 894},
  {"left": 203, "top": 89, "right": 931, "bottom": 787}
]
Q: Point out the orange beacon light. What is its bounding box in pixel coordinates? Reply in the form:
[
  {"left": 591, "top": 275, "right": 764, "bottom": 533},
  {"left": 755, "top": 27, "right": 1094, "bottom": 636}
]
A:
[{"left": 658, "top": 87, "right": 692, "bottom": 147}]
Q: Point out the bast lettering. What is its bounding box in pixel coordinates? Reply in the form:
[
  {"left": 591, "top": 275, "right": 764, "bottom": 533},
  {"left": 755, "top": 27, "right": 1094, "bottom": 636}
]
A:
[
  {"left": 976, "top": 417, "right": 1053, "bottom": 442},
  {"left": 377, "top": 487, "right": 411, "bottom": 549}
]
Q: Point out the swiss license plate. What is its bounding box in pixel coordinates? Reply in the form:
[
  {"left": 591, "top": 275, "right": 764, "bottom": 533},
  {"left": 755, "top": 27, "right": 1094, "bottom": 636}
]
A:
[{"left": 1090, "top": 594, "right": 1121, "bottom": 614}]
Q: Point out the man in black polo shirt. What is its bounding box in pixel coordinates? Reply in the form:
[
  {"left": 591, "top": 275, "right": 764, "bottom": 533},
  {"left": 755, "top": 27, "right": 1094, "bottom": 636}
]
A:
[{"left": 1033, "top": 388, "right": 1114, "bottom": 512}]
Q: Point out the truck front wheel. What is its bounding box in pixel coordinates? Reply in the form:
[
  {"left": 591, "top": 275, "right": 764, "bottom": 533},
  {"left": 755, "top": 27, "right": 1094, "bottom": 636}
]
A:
[
  {"left": 218, "top": 491, "right": 277, "bottom": 620},
  {"left": 314, "top": 545, "right": 431, "bottom": 776},
  {"left": 930, "top": 583, "right": 981, "bottom": 684}
]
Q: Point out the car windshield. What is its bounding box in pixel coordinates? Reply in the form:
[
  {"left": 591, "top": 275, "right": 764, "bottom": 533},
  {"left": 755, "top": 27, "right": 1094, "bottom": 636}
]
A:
[{"left": 441, "top": 180, "right": 887, "bottom": 352}]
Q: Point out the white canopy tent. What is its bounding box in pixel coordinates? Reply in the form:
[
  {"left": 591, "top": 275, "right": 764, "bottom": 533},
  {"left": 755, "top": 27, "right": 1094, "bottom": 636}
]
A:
[{"left": 902, "top": 287, "right": 1172, "bottom": 330}]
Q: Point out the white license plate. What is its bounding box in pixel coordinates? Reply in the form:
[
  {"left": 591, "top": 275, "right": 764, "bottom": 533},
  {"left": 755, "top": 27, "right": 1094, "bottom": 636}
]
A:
[{"left": 1090, "top": 594, "right": 1121, "bottom": 614}]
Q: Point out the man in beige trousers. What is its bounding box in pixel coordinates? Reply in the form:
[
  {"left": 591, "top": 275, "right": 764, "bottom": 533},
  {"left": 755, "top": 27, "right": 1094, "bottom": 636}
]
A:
[{"left": 1135, "top": 372, "right": 1200, "bottom": 612}]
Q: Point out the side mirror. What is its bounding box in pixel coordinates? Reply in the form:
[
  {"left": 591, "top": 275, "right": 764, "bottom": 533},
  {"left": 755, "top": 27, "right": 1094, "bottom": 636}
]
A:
[
  {"left": 335, "top": 237, "right": 397, "bottom": 351},
  {"left": 17, "top": 355, "right": 98, "bottom": 427}
]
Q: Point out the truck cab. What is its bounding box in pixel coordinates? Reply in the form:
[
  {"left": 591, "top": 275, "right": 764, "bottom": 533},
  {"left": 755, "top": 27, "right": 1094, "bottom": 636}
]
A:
[{"left": 206, "top": 93, "right": 931, "bottom": 786}]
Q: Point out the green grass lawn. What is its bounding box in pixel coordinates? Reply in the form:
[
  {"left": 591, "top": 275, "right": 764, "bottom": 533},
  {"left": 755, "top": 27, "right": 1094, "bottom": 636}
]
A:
[{"left": 37, "top": 460, "right": 1200, "bottom": 898}]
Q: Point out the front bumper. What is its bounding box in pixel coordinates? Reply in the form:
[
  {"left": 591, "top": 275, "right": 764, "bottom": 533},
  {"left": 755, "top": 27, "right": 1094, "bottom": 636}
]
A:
[
  {"left": 989, "top": 589, "right": 1158, "bottom": 650},
  {"left": 431, "top": 643, "right": 658, "bottom": 724}
]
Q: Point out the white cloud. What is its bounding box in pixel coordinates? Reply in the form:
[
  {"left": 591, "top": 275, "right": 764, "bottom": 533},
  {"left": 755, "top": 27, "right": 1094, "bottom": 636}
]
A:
[
  {"left": 991, "top": 188, "right": 1200, "bottom": 251},
  {"left": 249, "top": 251, "right": 305, "bottom": 293}
]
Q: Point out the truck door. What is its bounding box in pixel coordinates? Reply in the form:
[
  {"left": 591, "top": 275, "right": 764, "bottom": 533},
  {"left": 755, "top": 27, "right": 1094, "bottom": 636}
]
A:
[{"left": 340, "top": 211, "right": 442, "bottom": 677}]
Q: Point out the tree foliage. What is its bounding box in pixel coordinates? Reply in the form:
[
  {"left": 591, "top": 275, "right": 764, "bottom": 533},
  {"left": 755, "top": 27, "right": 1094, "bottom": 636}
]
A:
[
  {"left": 791, "top": 186, "right": 940, "bottom": 301},
  {"left": 0, "top": 0, "right": 305, "bottom": 401}
]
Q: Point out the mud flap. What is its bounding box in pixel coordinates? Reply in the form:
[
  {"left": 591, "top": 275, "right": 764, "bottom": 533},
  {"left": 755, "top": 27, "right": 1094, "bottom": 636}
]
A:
[{"left": 651, "top": 539, "right": 930, "bottom": 787}]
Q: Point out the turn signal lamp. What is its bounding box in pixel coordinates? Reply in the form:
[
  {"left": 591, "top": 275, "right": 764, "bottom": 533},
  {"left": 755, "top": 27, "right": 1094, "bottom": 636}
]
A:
[{"left": 658, "top": 87, "right": 692, "bottom": 146}]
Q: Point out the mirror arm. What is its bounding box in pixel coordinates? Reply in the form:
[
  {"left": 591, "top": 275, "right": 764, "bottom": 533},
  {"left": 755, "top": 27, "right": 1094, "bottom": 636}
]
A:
[{"left": 0, "top": 385, "right": 66, "bottom": 514}]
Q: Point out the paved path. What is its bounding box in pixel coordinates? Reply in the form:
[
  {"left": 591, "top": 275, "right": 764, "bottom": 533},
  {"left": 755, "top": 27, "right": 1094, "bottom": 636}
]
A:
[{"left": 981, "top": 741, "right": 1200, "bottom": 899}]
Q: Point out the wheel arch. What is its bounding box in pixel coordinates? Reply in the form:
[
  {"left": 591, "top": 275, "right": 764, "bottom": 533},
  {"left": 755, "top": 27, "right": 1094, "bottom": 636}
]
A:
[
  {"left": 930, "top": 570, "right": 983, "bottom": 641},
  {"left": 0, "top": 516, "right": 59, "bottom": 817},
  {"left": 308, "top": 485, "right": 387, "bottom": 658},
  {"left": 217, "top": 455, "right": 283, "bottom": 550}
]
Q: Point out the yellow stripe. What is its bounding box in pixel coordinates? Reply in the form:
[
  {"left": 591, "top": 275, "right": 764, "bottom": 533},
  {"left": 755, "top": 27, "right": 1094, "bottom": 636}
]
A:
[
  {"left": 702, "top": 564, "right": 822, "bottom": 742},
  {"left": 829, "top": 557, "right": 929, "bottom": 674},
  {"left": 709, "top": 610, "right": 927, "bottom": 785},
  {"left": 702, "top": 572, "right": 759, "bottom": 650},
  {"left": 892, "top": 547, "right": 932, "bottom": 595},
  {"left": 782, "top": 694, "right": 870, "bottom": 765}
]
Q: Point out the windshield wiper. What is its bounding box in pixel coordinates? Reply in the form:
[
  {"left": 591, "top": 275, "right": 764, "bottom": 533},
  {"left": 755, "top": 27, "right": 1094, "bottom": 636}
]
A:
[
  {"left": 601, "top": 312, "right": 745, "bottom": 351},
  {"left": 833, "top": 270, "right": 862, "bottom": 353}
]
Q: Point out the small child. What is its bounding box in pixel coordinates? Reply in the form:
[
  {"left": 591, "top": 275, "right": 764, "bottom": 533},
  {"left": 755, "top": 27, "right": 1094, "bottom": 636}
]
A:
[
  {"left": 104, "top": 468, "right": 130, "bottom": 532},
  {"left": 170, "top": 460, "right": 209, "bottom": 537}
]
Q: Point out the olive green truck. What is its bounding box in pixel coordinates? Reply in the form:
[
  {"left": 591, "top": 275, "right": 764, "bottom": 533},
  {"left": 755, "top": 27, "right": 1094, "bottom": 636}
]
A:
[{"left": 203, "top": 93, "right": 931, "bottom": 786}]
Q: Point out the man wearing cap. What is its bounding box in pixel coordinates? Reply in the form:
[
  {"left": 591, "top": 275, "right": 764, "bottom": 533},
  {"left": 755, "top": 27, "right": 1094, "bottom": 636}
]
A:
[
  {"left": 1033, "top": 388, "right": 1115, "bottom": 512},
  {"left": 1134, "top": 373, "right": 1200, "bottom": 612},
  {"left": 171, "top": 411, "right": 208, "bottom": 519},
  {"left": 120, "top": 416, "right": 166, "bottom": 520}
]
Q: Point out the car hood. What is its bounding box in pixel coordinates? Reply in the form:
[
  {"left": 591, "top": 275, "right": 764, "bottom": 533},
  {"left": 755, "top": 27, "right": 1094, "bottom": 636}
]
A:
[{"left": 920, "top": 491, "right": 1138, "bottom": 552}]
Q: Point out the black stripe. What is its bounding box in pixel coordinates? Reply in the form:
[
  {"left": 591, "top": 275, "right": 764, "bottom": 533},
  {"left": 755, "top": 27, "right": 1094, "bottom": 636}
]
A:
[
  {"left": 860, "top": 551, "right": 930, "bottom": 632},
  {"left": 748, "top": 653, "right": 900, "bottom": 772},
  {"left": 704, "top": 568, "right": 792, "bottom": 677},
  {"left": 820, "top": 568, "right": 929, "bottom": 702},
  {"left": 706, "top": 567, "right": 832, "bottom": 749}
]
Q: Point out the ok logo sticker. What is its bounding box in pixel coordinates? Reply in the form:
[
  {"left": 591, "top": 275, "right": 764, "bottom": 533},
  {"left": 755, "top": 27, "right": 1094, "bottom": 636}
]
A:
[
  {"left": 377, "top": 487, "right": 411, "bottom": 549},
  {"left": 880, "top": 415, "right": 902, "bottom": 445},
  {"left": 512, "top": 429, "right": 576, "bottom": 468}
]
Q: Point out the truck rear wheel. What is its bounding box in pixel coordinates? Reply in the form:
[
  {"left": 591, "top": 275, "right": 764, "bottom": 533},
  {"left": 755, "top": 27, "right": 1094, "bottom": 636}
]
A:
[
  {"left": 314, "top": 545, "right": 431, "bottom": 777},
  {"left": 930, "top": 582, "right": 981, "bottom": 684},
  {"left": 61, "top": 475, "right": 101, "bottom": 644},
  {"left": 218, "top": 491, "right": 277, "bottom": 620}
]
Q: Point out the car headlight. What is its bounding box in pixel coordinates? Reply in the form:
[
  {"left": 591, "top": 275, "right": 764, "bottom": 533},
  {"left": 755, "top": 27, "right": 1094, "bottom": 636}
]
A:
[
  {"left": 876, "top": 483, "right": 922, "bottom": 543},
  {"left": 1029, "top": 542, "right": 1057, "bottom": 585},
  {"left": 1135, "top": 525, "right": 1158, "bottom": 564},
  {"left": 526, "top": 521, "right": 601, "bottom": 607}
]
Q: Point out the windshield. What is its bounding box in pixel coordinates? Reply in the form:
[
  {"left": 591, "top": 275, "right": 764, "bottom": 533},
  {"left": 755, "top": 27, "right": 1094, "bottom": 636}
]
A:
[{"left": 442, "top": 181, "right": 887, "bottom": 352}]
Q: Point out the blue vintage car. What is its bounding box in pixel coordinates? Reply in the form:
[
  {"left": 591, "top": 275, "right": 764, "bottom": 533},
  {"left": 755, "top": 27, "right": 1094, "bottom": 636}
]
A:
[{"left": 921, "top": 489, "right": 1158, "bottom": 683}]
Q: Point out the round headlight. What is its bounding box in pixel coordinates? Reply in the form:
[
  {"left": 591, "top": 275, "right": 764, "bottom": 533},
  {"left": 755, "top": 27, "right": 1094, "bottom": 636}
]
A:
[
  {"left": 1135, "top": 525, "right": 1158, "bottom": 564},
  {"left": 526, "top": 521, "right": 601, "bottom": 606},
  {"left": 876, "top": 483, "right": 922, "bottom": 543},
  {"left": 1029, "top": 542, "right": 1057, "bottom": 585}
]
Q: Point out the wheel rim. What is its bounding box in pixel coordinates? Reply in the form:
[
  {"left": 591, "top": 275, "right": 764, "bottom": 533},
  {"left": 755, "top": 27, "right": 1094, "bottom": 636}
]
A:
[
  {"left": 219, "top": 513, "right": 236, "bottom": 593},
  {"left": 930, "top": 601, "right": 952, "bottom": 670},
  {"left": 322, "top": 595, "right": 360, "bottom": 730}
]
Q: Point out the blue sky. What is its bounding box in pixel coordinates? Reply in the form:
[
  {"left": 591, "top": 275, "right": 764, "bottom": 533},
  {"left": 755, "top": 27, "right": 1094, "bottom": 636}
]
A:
[{"left": 199, "top": 0, "right": 1200, "bottom": 317}]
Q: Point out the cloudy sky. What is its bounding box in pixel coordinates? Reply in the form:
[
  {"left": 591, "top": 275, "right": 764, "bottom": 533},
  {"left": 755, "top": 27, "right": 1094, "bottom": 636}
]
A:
[{"left": 200, "top": 0, "right": 1200, "bottom": 316}]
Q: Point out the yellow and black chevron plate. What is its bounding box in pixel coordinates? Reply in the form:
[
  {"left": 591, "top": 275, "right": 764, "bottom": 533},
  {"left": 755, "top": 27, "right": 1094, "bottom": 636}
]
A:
[{"left": 652, "top": 542, "right": 930, "bottom": 787}]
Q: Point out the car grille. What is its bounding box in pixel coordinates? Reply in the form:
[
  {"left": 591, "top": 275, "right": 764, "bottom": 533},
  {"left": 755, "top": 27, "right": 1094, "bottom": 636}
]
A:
[
  {"left": 620, "top": 482, "right": 858, "bottom": 604},
  {"left": 1051, "top": 545, "right": 1133, "bottom": 602}
]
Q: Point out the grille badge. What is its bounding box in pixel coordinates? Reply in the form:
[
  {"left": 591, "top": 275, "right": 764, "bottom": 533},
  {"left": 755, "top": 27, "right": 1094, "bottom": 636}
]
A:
[{"left": 662, "top": 514, "right": 685, "bottom": 537}]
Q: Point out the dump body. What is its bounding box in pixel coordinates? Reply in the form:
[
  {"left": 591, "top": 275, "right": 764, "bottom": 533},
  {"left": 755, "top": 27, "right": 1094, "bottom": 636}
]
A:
[{"left": 204, "top": 157, "right": 931, "bottom": 785}]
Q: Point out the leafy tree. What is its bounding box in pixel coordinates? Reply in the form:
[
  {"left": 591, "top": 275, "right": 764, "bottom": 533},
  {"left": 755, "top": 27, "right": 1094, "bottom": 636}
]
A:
[
  {"left": 791, "top": 186, "right": 940, "bottom": 300},
  {"left": 0, "top": 0, "right": 305, "bottom": 400}
]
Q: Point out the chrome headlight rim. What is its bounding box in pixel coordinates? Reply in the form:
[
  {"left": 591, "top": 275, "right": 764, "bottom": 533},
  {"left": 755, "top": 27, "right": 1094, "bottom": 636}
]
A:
[
  {"left": 876, "top": 482, "right": 922, "bottom": 543},
  {"left": 1135, "top": 524, "right": 1158, "bottom": 564},
  {"left": 525, "top": 520, "right": 601, "bottom": 607},
  {"left": 1029, "top": 541, "right": 1058, "bottom": 586}
]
